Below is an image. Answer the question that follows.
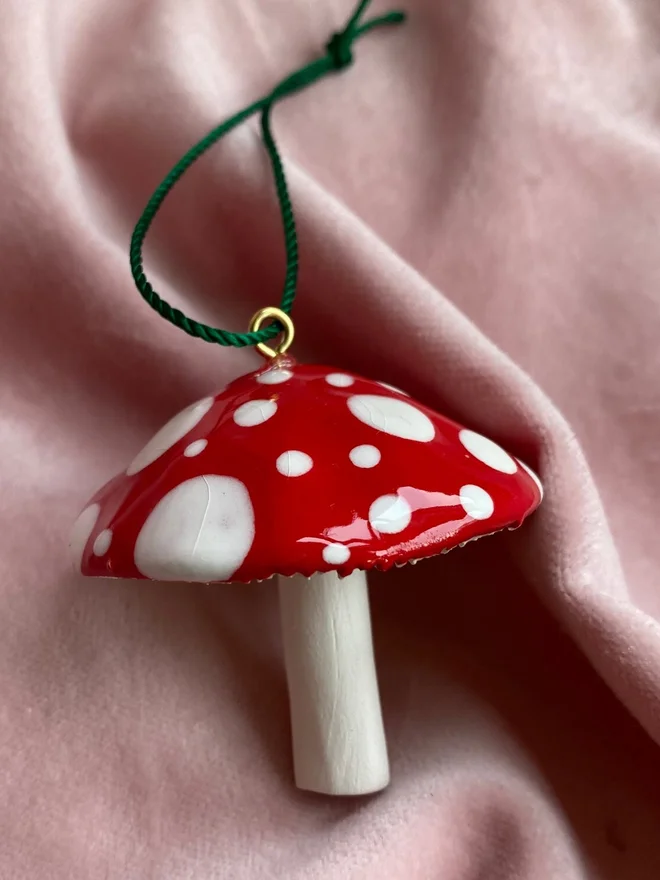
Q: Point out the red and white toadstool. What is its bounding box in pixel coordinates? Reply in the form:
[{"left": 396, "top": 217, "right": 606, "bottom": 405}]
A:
[{"left": 71, "top": 357, "right": 542, "bottom": 795}]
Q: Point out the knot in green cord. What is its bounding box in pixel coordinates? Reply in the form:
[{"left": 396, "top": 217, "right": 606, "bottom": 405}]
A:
[
  {"left": 129, "top": 0, "right": 406, "bottom": 349},
  {"left": 325, "top": 31, "right": 354, "bottom": 70}
]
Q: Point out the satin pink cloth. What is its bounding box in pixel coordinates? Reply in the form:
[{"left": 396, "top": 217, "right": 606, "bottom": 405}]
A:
[{"left": 2, "top": 0, "right": 660, "bottom": 876}]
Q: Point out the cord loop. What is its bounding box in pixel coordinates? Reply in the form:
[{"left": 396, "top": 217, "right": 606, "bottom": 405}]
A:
[{"left": 129, "top": 0, "right": 405, "bottom": 348}]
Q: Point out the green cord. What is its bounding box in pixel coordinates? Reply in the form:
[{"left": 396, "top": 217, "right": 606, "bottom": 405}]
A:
[{"left": 129, "top": 0, "right": 406, "bottom": 348}]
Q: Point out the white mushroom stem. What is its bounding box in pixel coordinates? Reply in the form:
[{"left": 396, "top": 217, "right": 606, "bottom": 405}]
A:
[{"left": 278, "top": 570, "right": 390, "bottom": 795}]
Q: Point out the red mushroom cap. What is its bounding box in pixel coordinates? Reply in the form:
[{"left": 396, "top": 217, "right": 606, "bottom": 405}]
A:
[{"left": 71, "top": 359, "right": 542, "bottom": 583}]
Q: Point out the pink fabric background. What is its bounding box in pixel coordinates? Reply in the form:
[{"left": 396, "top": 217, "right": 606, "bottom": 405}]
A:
[{"left": 2, "top": 0, "right": 660, "bottom": 876}]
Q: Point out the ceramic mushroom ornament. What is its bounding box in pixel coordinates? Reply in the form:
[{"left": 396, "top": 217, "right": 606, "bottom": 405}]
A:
[
  {"left": 71, "top": 0, "right": 543, "bottom": 797},
  {"left": 72, "top": 325, "right": 543, "bottom": 796}
]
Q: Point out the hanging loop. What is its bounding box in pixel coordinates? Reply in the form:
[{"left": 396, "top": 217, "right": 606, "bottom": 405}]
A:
[
  {"left": 129, "top": 0, "right": 406, "bottom": 350},
  {"left": 249, "top": 307, "right": 296, "bottom": 360}
]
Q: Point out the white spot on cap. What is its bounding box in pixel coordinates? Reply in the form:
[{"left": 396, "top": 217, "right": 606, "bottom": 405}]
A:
[
  {"left": 348, "top": 395, "right": 435, "bottom": 442},
  {"left": 256, "top": 369, "right": 293, "bottom": 385},
  {"left": 369, "top": 494, "right": 412, "bottom": 534},
  {"left": 459, "top": 484, "right": 494, "bottom": 520},
  {"left": 459, "top": 429, "right": 517, "bottom": 474},
  {"left": 233, "top": 399, "right": 277, "bottom": 427},
  {"left": 69, "top": 503, "right": 100, "bottom": 571},
  {"left": 276, "top": 451, "right": 313, "bottom": 477},
  {"left": 184, "top": 439, "right": 207, "bottom": 457},
  {"left": 93, "top": 529, "right": 113, "bottom": 556},
  {"left": 127, "top": 397, "right": 214, "bottom": 476},
  {"left": 519, "top": 459, "right": 544, "bottom": 500},
  {"left": 134, "top": 475, "right": 254, "bottom": 582},
  {"left": 326, "top": 373, "right": 354, "bottom": 388},
  {"left": 322, "top": 544, "right": 351, "bottom": 565},
  {"left": 349, "top": 444, "right": 381, "bottom": 468}
]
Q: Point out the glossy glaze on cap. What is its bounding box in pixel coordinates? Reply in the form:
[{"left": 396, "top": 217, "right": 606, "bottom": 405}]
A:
[{"left": 71, "top": 359, "right": 542, "bottom": 583}]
